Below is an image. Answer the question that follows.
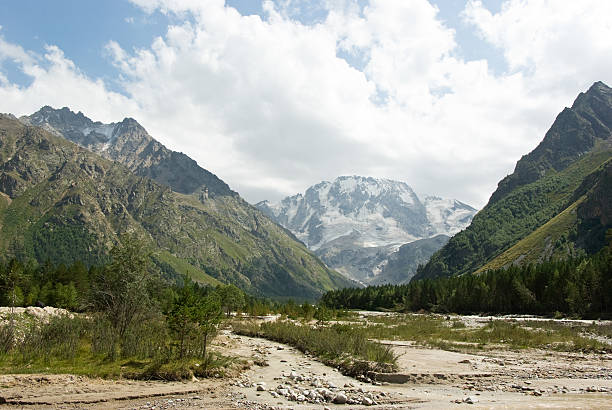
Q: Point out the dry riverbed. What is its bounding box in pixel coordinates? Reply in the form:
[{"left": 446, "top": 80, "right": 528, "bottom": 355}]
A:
[{"left": 1, "top": 318, "right": 612, "bottom": 409}]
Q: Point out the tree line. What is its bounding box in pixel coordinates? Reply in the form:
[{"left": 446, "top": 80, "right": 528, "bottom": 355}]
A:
[
  {"left": 321, "top": 244, "right": 612, "bottom": 318},
  {"left": 0, "top": 235, "right": 251, "bottom": 362}
]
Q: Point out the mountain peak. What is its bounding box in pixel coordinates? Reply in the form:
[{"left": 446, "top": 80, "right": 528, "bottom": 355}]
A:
[
  {"left": 588, "top": 80, "right": 611, "bottom": 93},
  {"left": 490, "top": 82, "right": 612, "bottom": 203},
  {"left": 23, "top": 106, "right": 235, "bottom": 197},
  {"left": 256, "top": 176, "right": 476, "bottom": 283}
]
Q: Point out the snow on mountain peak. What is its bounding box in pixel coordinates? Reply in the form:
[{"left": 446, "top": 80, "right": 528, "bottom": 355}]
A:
[
  {"left": 258, "top": 176, "right": 476, "bottom": 250},
  {"left": 256, "top": 176, "right": 477, "bottom": 283}
]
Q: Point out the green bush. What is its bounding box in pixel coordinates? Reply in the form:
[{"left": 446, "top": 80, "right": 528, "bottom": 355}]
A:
[{"left": 19, "top": 314, "right": 86, "bottom": 362}]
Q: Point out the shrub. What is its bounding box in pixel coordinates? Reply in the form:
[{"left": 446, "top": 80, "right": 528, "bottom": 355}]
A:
[{"left": 19, "top": 314, "right": 86, "bottom": 362}]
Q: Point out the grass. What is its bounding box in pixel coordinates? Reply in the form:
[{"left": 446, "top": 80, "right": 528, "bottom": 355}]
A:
[
  {"left": 154, "top": 250, "right": 222, "bottom": 287},
  {"left": 477, "top": 196, "right": 584, "bottom": 273},
  {"left": 0, "top": 313, "right": 235, "bottom": 380},
  {"left": 232, "top": 320, "right": 397, "bottom": 376},
  {"left": 355, "top": 314, "right": 611, "bottom": 352}
]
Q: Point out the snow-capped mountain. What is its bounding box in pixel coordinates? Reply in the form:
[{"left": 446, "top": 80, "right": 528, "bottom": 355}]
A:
[{"left": 256, "top": 176, "right": 477, "bottom": 283}]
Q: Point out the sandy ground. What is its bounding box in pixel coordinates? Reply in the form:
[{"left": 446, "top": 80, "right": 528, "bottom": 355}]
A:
[{"left": 1, "top": 326, "right": 611, "bottom": 409}]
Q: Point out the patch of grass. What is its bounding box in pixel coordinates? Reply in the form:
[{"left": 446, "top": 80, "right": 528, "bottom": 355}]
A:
[
  {"left": 232, "top": 320, "right": 397, "bottom": 376},
  {"left": 477, "top": 196, "right": 584, "bottom": 273},
  {"left": 352, "top": 314, "right": 610, "bottom": 352},
  {"left": 0, "top": 314, "right": 234, "bottom": 380},
  {"left": 585, "top": 322, "right": 612, "bottom": 340}
]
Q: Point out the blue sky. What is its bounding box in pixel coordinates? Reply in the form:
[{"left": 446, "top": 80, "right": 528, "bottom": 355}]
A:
[
  {"left": 0, "top": 1, "right": 172, "bottom": 91},
  {"left": 0, "top": 0, "right": 505, "bottom": 90},
  {"left": 0, "top": 0, "right": 610, "bottom": 207}
]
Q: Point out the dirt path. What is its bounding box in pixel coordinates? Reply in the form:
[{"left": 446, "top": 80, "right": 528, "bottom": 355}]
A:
[{"left": 1, "top": 330, "right": 611, "bottom": 409}]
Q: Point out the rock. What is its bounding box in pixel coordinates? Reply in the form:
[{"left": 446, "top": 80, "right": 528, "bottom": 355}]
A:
[
  {"left": 362, "top": 397, "right": 373, "bottom": 406},
  {"left": 464, "top": 396, "right": 479, "bottom": 404},
  {"left": 296, "top": 394, "right": 306, "bottom": 402},
  {"left": 256, "top": 385, "right": 266, "bottom": 391},
  {"left": 322, "top": 389, "right": 334, "bottom": 401},
  {"left": 333, "top": 393, "right": 348, "bottom": 404}
]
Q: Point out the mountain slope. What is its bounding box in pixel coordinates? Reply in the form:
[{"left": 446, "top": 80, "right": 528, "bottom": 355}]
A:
[
  {"left": 415, "top": 82, "right": 612, "bottom": 281},
  {"left": 0, "top": 114, "right": 352, "bottom": 299},
  {"left": 369, "top": 234, "right": 450, "bottom": 285},
  {"left": 22, "top": 106, "right": 234, "bottom": 197},
  {"left": 257, "top": 176, "right": 476, "bottom": 283}
]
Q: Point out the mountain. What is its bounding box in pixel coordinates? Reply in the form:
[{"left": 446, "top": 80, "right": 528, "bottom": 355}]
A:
[
  {"left": 21, "top": 106, "right": 233, "bottom": 198},
  {"left": 369, "top": 234, "right": 450, "bottom": 285},
  {"left": 256, "top": 176, "right": 476, "bottom": 283},
  {"left": 415, "top": 81, "right": 612, "bottom": 281},
  {"left": 0, "top": 113, "right": 352, "bottom": 299}
]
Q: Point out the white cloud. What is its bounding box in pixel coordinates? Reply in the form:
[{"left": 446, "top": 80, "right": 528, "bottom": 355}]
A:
[
  {"left": 0, "top": 38, "right": 138, "bottom": 123},
  {"left": 0, "top": 35, "right": 36, "bottom": 66},
  {"left": 1, "top": 1, "right": 612, "bottom": 209},
  {"left": 463, "top": 0, "right": 612, "bottom": 96}
]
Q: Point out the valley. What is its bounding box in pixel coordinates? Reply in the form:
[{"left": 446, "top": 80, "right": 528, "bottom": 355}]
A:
[
  {"left": 2, "top": 1, "right": 612, "bottom": 408},
  {"left": 1, "top": 313, "right": 611, "bottom": 409},
  {"left": 0, "top": 74, "right": 611, "bottom": 410}
]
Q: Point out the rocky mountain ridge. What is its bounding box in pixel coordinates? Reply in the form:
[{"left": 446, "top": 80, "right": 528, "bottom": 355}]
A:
[
  {"left": 416, "top": 81, "right": 612, "bottom": 281},
  {"left": 21, "top": 106, "right": 234, "bottom": 197},
  {"left": 0, "top": 114, "right": 352, "bottom": 298},
  {"left": 257, "top": 176, "right": 476, "bottom": 283}
]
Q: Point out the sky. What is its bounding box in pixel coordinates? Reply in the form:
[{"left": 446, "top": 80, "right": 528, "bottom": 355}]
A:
[{"left": 1, "top": 0, "right": 611, "bottom": 209}]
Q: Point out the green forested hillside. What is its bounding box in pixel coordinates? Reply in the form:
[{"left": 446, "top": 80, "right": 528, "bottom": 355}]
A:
[
  {"left": 0, "top": 115, "right": 352, "bottom": 298},
  {"left": 415, "top": 82, "right": 612, "bottom": 280},
  {"left": 322, "top": 242, "right": 612, "bottom": 317}
]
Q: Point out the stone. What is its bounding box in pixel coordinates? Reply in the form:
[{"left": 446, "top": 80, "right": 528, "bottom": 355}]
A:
[
  {"left": 333, "top": 393, "right": 348, "bottom": 404},
  {"left": 362, "top": 397, "right": 373, "bottom": 406}
]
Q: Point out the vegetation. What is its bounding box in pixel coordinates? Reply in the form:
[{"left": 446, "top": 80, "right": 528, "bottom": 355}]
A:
[
  {"left": 355, "top": 314, "right": 609, "bottom": 352},
  {"left": 416, "top": 151, "right": 611, "bottom": 280},
  {"left": 232, "top": 320, "right": 397, "bottom": 376},
  {"left": 0, "top": 237, "right": 239, "bottom": 380},
  {"left": 322, "top": 244, "right": 612, "bottom": 318}
]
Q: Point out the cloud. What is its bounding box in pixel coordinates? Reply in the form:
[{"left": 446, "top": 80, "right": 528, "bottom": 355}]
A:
[
  {"left": 0, "top": 37, "right": 138, "bottom": 123},
  {"left": 0, "top": 35, "right": 36, "bottom": 66},
  {"left": 1, "top": 1, "right": 612, "bottom": 209},
  {"left": 463, "top": 0, "right": 612, "bottom": 96}
]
